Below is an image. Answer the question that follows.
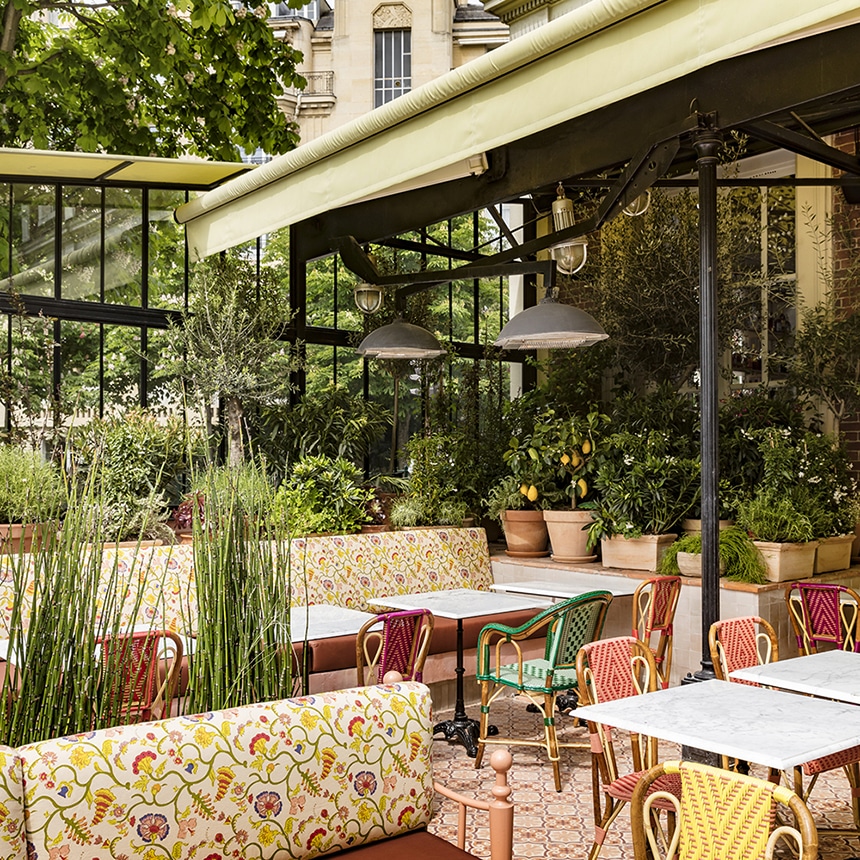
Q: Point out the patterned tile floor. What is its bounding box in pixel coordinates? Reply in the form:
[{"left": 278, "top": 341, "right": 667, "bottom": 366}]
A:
[{"left": 426, "top": 694, "right": 860, "bottom": 859}]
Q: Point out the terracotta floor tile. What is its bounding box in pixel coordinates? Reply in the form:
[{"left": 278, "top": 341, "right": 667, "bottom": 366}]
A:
[{"left": 427, "top": 693, "right": 860, "bottom": 859}]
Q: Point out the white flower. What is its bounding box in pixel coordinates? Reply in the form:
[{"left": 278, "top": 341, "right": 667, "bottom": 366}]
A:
[
  {"left": 166, "top": 43, "right": 176, "bottom": 56},
  {"left": 254, "top": 4, "right": 268, "bottom": 18},
  {"left": 184, "top": 71, "right": 195, "bottom": 84},
  {"left": 235, "top": 4, "right": 247, "bottom": 18}
]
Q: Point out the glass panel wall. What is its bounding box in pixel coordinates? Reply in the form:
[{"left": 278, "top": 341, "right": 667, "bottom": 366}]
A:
[
  {"left": 103, "top": 187, "right": 143, "bottom": 307},
  {"left": 10, "top": 184, "right": 55, "bottom": 297}
]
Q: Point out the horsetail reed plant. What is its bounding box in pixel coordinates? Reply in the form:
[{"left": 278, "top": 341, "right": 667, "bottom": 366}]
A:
[
  {"left": 185, "top": 462, "right": 293, "bottom": 713},
  {"left": 0, "top": 450, "right": 168, "bottom": 745}
]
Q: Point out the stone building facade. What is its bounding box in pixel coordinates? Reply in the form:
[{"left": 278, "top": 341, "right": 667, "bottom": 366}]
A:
[{"left": 270, "top": 1, "right": 509, "bottom": 144}]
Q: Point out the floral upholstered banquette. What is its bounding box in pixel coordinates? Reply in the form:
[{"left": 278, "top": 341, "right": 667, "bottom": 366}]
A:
[{"left": 12, "top": 683, "right": 439, "bottom": 860}]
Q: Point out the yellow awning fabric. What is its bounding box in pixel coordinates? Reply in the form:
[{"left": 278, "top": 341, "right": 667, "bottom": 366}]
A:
[
  {"left": 0, "top": 149, "right": 253, "bottom": 189},
  {"left": 176, "top": 0, "right": 860, "bottom": 261}
]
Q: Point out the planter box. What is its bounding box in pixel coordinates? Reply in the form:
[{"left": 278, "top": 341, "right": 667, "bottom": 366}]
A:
[
  {"left": 601, "top": 534, "right": 676, "bottom": 571},
  {"left": 676, "top": 551, "right": 727, "bottom": 577},
  {"left": 543, "top": 509, "right": 594, "bottom": 563},
  {"left": 814, "top": 534, "right": 854, "bottom": 574},
  {"left": 681, "top": 518, "right": 734, "bottom": 535},
  {"left": 753, "top": 540, "right": 818, "bottom": 583}
]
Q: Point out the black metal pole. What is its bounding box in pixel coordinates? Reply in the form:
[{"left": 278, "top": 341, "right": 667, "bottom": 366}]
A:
[{"left": 689, "top": 125, "right": 722, "bottom": 682}]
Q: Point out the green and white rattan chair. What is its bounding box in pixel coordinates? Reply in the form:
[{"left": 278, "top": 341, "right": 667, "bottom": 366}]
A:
[{"left": 474, "top": 590, "right": 612, "bottom": 792}]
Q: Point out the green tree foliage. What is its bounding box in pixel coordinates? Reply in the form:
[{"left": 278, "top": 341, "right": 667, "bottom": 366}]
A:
[
  {"left": 0, "top": 0, "right": 303, "bottom": 158},
  {"left": 164, "top": 253, "right": 297, "bottom": 466}
]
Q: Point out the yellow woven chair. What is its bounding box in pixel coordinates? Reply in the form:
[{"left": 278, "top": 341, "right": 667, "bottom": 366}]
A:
[
  {"left": 475, "top": 590, "right": 612, "bottom": 792},
  {"left": 631, "top": 760, "right": 818, "bottom": 860}
]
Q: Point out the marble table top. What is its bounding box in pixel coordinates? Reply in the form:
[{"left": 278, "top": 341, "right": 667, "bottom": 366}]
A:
[
  {"left": 491, "top": 576, "right": 637, "bottom": 599},
  {"left": 373, "top": 588, "right": 550, "bottom": 620},
  {"left": 731, "top": 650, "right": 860, "bottom": 704},
  {"left": 289, "top": 604, "right": 378, "bottom": 642},
  {"left": 574, "top": 679, "right": 860, "bottom": 770}
]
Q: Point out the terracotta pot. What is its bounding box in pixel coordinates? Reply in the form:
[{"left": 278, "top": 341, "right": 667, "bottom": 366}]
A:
[
  {"left": 0, "top": 522, "right": 53, "bottom": 554},
  {"left": 360, "top": 524, "right": 392, "bottom": 534},
  {"left": 543, "top": 509, "right": 595, "bottom": 562},
  {"left": 814, "top": 534, "right": 854, "bottom": 574},
  {"left": 752, "top": 540, "right": 817, "bottom": 582},
  {"left": 502, "top": 510, "right": 549, "bottom": 557},
  {"left": 601, "top": 534, "right": 676, "bottom": 571}
]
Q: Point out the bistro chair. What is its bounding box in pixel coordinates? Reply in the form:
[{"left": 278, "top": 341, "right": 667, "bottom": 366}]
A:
[
  {"left": 576, "top": 636, "right": 681, "bottom": 860},
  {"left": 709, "top": 615, "right": 778, "bottom": 687},
  {"left": 474, "top": 590, "right": 612, "bottom": 792},
  {"left": 355, "top": 609, "right": 434, "bottom": 685},
  {"left": 97, "top": 629, "right": 183, "bottom": 723},
  {"left": 710, "top": 615, "right": 860, "bottom": 836},
  {"left": 631, "top": 760, "right": 818, "bottom": 860},
  {"left": 785, "top": 581, "right": 860, "bottom": 655},
  {"left": 631, "top": 575, "right": 681, "bottom": 689}
]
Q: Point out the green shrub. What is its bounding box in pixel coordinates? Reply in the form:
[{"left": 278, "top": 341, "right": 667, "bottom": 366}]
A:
[{"left": 0, "top": 445, "right": 65, "bottom": 523}]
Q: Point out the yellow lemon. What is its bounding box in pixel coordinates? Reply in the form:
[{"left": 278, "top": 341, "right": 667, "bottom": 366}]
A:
[
  {"left": 519, "top": 483, "right": 529, "bottom": 496},
  {"left": 527, "top": 485, "right": 539, "bottom": 502},
  {"left": 561, "top": 453, "right": 570, "bottom": 465},
  {"left": 571, "top": 453, "right": 582, "bottom": 468},
  {"left": 577, "top": 478, "right": 588, "bottom": 497},
  {"left": 582, "top": 439, "right": 592, "bottom": 455}
]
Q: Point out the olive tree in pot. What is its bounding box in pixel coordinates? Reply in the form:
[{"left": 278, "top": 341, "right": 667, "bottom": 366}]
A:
[{"left": 164, "top": 253, "right": 299, "bottom": 467}]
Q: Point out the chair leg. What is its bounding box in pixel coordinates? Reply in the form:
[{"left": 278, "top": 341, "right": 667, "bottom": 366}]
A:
[
  {"left": 474, "top": 682, "right": 489, "bottom": 770},
  {"left": 587, "top": 796, "right": 624, "bottom": 860},
  {"left": 542, "top": 692, "right": 562, "bottom": 792},
  {"left": 845, "top": 761, "right": 860, "bottom": 830}
]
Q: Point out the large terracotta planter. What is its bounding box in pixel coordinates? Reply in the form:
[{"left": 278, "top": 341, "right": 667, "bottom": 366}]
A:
[
  {"left": 543, "top": 509, "right": 595, "bottom": 562},
  {"left": 814, "top": 534, "right": 854, "bottom": 574},
  {"left": 0, "top": 522, "right": 52, "bottom": 554},
  {"left": 502, "top": 510, "right": 549, "bottom": 557},
  {"left": 753, "top": 540, "right": 818, "bottom": 582},
  {"left": 601, "top": 533, "right": 676, "bottom": 571}
]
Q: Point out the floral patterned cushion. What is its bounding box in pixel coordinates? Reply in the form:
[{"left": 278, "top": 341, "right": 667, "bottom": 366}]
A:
[
  {"left": 18, "top": 683, "right": 434, "bottom": 860},
  {"left": 0, "top": 747, "right": 25, "bottom": 860}
]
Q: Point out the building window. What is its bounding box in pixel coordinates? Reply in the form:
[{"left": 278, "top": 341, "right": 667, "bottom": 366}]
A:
[{"left": 374, "top": 29, "right": 411, "bottom": 108}]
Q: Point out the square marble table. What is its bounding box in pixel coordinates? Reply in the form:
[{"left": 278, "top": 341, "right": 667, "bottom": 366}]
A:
[
  {"left": 491, "top": 576, "right": 638, "bottom": 599},
  {"left": 730, "top": 650, "right": 860, "bottom": 705},
  {"left": 574, "top": 678, "right": 860, "bottom": 771},
  {"left": 374, "top": 588, "right": 551, "bottom": 756},
  {"left": 289, "top": 604, "right": 378, "bottom": 643}
]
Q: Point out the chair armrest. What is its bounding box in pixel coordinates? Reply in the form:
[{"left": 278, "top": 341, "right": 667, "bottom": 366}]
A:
[{"left": 433, "top": 749, "right": 513, "bottom": 860}]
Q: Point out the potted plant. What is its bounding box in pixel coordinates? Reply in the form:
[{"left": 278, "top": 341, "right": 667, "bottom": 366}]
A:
[
  {"left": 736, "top": 491, "right": 817, "bottom": 582},
  {"left": 0, "top": 445, "right": 65, "bottom": 552},
  {"left": 587, "top": 430, "right": 700, "bottom": 571},
  {"left": 735, "top": 427, "right": 857, "bottom": 580},
  {"left": 659, "top": 525, "right": 766, "bottom": 584},
  {"left": 520, "top": 408, "right": 609, "bottom": 562},
  {"left": 387, "top": 434, "right": 470, "bottom": 529},
  {"left": 273, "top": 454, "right": 375, "bottom": 536}
]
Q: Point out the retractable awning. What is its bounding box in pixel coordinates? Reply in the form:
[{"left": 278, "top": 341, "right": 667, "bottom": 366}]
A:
[
  {"left": 0, "top": 148, "right": 253, "bottom": 190},
  {"left": 175, "top": 0, "right": 860, "bottom": 261}
]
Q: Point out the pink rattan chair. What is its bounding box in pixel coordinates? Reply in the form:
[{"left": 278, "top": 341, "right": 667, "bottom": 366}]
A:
[
  {"left": 356, "top": 609, "right": 434, "bottom": 685},
  {"left": 575, "top": 636, "right": 681, "bottom": 860},
  {"left": 710, "top": 615, "right": 860, "bottom": 836},
  {"left": 631, "top": 576, "right": 681, "bottom": 689},
  {"left": 97, "top": 629, "right": 183, "bottom": 723},
  {"left": 785, "top": 581, "right": 860, "bottom": 655}
]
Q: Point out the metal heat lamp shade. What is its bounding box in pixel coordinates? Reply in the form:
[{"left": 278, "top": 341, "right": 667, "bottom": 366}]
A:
[
  {"left": 356, "top": 318, "right": 447, "bottom": 359},
  {"left": 493, "top": 295, "right": 608, "bottom": 350}
]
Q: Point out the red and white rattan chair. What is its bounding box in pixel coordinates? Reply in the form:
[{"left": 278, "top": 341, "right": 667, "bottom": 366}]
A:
[
  {"left": 786, "top": 581, "right": 860, "bottom": 655},
  {"left": 631, "top": 576, "right": 681, "bottom": 689},
  {"left": 710, "top": 615, "right": 860, "bottom": 836},
  {"left": 575, "top": 636, "right": 681, "bottom": 860},
  {"left": 631, "top": 760, "right": 818, "bottom": 860},
  {"left": 356, "top": 609, "right": 434, "bottom": 685}
]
